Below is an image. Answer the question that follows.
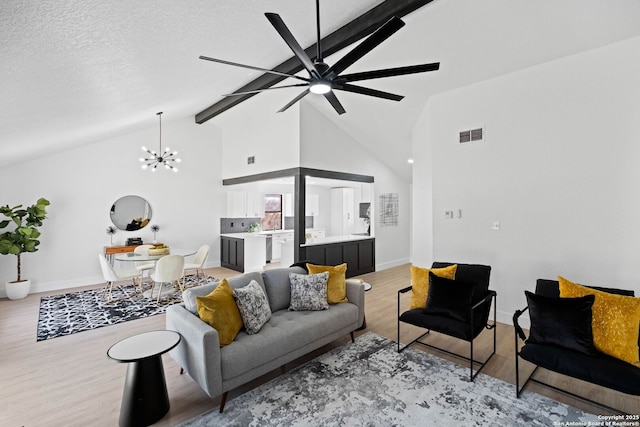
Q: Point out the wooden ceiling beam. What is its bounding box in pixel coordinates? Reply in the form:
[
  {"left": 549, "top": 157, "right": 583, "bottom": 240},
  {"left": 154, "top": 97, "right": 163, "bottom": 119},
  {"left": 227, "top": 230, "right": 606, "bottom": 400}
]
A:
[{"left": 195, "top": 0, "right": 435, "bottom": 124}]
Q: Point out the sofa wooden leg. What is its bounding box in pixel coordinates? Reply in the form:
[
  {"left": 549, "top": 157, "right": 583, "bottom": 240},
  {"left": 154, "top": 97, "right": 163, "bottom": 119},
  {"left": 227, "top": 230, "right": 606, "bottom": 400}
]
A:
[
  {"left": 350, "top": 331, "right": 355, "bottom": 343},
  {"left": 219, "top": 392, "right": 228, "bottom": 413},
  {"left": 179, "top": 367, "right": 184, "bottom": 375}
]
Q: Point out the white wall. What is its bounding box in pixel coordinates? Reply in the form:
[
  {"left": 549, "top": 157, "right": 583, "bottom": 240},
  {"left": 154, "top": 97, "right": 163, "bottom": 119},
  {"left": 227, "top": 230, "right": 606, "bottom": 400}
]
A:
[
  {"left": 0, "top": 116, "right": 224, "bottom": 296},
  {"left": 412, "top": 36, "right": 640, "bottom": 325},
  {"left": 214, "top": 91, "right": 301, "bottom": 179},
  {"left": 300, "top": 101, "right": 412, "bottom": 270}
]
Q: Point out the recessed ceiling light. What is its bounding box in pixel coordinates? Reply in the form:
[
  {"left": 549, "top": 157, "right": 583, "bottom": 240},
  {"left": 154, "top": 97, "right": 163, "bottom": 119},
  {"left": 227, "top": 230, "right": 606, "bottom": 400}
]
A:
[{"left": 407, "top": 158, "right": 414, "bottom": 164}]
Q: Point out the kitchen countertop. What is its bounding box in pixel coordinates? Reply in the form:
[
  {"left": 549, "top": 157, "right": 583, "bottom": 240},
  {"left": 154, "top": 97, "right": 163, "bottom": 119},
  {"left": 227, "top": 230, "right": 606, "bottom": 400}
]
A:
[
  {"left": 220, "top": 232, "right": 268, "bottom": 239},
  {"left": 221, "top": 229, "right": 322, "bottom": 239},
  {"left": 299, "top": 234, "right": 374, "bottom": 247}
]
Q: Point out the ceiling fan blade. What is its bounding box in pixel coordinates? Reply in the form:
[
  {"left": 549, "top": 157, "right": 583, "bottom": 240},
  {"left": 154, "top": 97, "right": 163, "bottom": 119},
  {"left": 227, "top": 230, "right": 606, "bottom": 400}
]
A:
[
  {"left": 325, "top": 16, "right": 405, "bottom": 79},
  {"left": 278, "top": 89, "right": 310, "bottom": 113},
  {"left": 265, "top": 13, "right": 320, "bottom": 79},
  {"left": 323, "top": 91, "right": 346, "bottom": 115},
  {"left": 223, "top": 83, "right": 309, "bottom": 97},
  {"left": 340, "top": 63, "right": 440, "bottom": 82},
  {"left": 335, "top": 83, "right": 404, "bottom": 101},
  {"left": 199, "top": 55, "right": 309, "bottom": 82}
]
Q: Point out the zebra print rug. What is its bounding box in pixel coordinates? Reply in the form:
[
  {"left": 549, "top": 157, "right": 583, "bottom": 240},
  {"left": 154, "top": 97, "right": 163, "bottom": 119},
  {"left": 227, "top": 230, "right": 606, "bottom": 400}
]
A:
[{"left": 36, "top": 276, "right": 216, "bottom": 341}]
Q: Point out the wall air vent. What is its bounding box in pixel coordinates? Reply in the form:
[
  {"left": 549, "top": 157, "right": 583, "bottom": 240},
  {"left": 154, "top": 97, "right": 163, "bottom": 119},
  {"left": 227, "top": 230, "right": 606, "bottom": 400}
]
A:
[
  {"left": 459, "top": 127, "right": 485, "bottom": 144},
  {"left": 247, "top": 156, "right": 255, "bottom": 164}
]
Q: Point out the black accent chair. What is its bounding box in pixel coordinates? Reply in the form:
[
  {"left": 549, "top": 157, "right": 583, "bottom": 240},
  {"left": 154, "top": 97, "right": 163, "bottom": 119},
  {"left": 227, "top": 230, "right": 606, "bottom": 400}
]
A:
[
  {"left": 397, "top": 262, "right": 496, "bottom": 381},
  {"left": 514, "top": 279, "right": 640, "bottom": 415}
]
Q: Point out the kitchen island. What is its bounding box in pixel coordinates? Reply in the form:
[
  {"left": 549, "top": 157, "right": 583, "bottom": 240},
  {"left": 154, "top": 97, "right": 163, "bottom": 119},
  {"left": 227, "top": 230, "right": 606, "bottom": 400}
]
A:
[
  {"left": 284, "top": 235, "right": 375, "bottom": 278},
  {"left": 220, "top": 233, "right": 266, "bottom": 273}
]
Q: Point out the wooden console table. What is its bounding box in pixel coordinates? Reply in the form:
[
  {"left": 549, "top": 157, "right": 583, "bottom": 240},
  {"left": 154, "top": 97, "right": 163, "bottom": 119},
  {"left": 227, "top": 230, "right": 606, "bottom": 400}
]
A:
[{"left": 104, "top": 243, "right": 162, "bottom": 263}]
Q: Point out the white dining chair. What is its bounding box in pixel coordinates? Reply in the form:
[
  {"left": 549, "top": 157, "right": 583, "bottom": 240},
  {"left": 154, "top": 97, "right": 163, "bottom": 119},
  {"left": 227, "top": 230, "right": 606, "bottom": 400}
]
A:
[
  {"left": 134, "top": 244, "right": 155, "bottom": 284},
  {"left": 183, "top": 244, "right": 210, "bottom": 286},
  {"left": 149, "top": 254, "right": 185, "bottom": 303},
  {"left": 98, "top": 254, "right": 142, "bottom": 303}
]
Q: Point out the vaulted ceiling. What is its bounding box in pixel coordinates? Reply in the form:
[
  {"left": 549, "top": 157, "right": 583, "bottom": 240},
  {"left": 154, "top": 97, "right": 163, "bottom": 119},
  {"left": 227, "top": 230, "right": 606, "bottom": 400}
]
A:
[{"left": 2, "top": 0, "right": 640, "bottom": 181}]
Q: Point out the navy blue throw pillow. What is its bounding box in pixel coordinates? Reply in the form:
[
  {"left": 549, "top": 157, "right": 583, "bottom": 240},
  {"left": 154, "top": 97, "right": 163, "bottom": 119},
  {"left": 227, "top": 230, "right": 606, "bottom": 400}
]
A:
[
  {"left": 525, "top": 291, "right": 599, "bottom": 355},
  {"left": 423, "top": 272, "right": 476, "bottom": 322}
]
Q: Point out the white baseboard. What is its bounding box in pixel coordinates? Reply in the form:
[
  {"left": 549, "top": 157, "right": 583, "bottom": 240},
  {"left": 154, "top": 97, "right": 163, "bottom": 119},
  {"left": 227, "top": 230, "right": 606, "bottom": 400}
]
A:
[
  {"left": 0, "top": 275, "right": 105, "bottom": 299},
  {"left": 0, "top": 260, "right": 224, "bottom": 299},
  {"left": 376, "top": 257, "right": 410, "bottom": 272}
]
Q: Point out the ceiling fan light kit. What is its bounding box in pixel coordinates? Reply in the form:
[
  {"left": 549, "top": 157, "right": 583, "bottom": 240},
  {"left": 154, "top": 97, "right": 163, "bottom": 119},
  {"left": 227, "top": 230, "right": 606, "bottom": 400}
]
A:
[
  {"left": 200, "top": 0, "right": 439, "bottom": 115},
  {"left": 140, "top": 112, "right": 181, "bottom": 172}
]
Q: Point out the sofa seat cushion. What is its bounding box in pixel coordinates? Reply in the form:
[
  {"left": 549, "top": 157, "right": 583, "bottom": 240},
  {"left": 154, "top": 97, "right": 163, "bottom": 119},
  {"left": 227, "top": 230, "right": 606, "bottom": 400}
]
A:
[
  {"left": 520, "top": 343, "right": 640, "bottom": 395},
  {"left": 220, "top": 303, "right": 358, "bottom": 380}
]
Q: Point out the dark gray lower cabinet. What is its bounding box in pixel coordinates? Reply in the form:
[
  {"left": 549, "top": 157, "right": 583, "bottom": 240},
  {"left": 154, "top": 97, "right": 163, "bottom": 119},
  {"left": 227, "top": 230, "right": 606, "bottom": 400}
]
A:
[
  {"left": 221, "top": 236, "right": 244, "bottom": 272},
  {"left": 303, "top": 238, "right": 375, "bottom": 278}
]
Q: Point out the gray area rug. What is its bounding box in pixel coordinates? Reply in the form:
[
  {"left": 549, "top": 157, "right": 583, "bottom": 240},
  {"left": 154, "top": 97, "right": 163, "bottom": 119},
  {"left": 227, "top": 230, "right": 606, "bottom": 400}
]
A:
[
  {"left": 36, "top": 275, "right": 216, "bottom": 341},
  {"left": 179, "top": 332, "right": 598, "bottom": 427}
]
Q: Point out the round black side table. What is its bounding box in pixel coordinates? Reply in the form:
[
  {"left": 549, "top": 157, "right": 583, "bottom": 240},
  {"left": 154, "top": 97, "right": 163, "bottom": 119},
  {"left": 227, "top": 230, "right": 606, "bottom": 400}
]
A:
[{"left": 107, "top": 330, "right": 181, "bottom": 427}]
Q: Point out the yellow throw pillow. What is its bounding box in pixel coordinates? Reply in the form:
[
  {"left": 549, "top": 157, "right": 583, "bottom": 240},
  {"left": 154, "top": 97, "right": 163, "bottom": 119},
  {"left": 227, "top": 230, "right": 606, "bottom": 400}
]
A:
[
  {"left": 307, "top": 263, "right": 348, "bottom": 304},
  {"left": 409, "top": 264, "right": 457, "bottom": 309},
  {"left": 558, "top": 276, "right": 640, "bottom": 367},
  {"left": 196, "top": 279, "right": 243, "bottom": 346}
]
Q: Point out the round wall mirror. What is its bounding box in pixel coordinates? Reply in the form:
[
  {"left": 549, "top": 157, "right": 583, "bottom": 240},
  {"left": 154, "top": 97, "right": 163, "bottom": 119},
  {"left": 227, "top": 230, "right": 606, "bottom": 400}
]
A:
[{"left": 110, "top": 195, "right": 152, "bottom": 231}]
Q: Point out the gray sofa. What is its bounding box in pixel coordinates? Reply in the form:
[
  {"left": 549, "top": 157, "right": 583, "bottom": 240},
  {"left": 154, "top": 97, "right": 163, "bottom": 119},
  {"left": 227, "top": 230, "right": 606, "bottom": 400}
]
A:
[{"left": 166, "top": 266, "right": 365, "bottom": 411}]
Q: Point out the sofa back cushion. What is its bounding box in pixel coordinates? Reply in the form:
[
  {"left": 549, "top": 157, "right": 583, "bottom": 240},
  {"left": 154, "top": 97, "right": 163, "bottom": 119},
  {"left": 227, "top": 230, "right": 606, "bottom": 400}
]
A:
[
  {"left": 262, "top": 266, "right": 307, "bottom": 312},
  {"left": 183, "top": 271, "right": 266, "bottom": 315}
]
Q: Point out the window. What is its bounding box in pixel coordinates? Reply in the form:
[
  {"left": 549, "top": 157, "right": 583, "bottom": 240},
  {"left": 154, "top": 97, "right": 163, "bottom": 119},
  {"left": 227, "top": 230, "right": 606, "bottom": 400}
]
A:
[{"left": 261, "top": 194, "right": 282, "bottom": 231}]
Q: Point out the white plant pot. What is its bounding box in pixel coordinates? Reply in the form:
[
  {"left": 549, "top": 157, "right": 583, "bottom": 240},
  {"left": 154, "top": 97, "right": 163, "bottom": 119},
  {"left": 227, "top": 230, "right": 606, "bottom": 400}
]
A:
[{"left": 6, "top": 279, "right": 31, "bottom": 300}]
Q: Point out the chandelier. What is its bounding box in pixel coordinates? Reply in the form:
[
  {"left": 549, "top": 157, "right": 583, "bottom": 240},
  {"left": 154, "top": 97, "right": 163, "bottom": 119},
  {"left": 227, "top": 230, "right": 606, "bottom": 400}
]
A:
[{"left": 140, "top": 112, "right": 181, "bottom": 172}]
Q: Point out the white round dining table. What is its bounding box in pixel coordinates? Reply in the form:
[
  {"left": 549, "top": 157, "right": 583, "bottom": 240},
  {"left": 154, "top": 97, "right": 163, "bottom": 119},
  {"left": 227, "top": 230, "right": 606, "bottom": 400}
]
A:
[{"left": 113, "top": 248, "right": 196, "bottom": 262}]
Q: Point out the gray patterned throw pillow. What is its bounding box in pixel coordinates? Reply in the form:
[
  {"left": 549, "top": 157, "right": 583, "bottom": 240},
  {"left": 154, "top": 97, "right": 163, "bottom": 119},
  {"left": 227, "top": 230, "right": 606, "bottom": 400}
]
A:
[
  {"left": 289, "top": 272, "right": 329, "bottom": 311},
  {"left": 233, "top": 280, "right": 272, "bottom": 334}
]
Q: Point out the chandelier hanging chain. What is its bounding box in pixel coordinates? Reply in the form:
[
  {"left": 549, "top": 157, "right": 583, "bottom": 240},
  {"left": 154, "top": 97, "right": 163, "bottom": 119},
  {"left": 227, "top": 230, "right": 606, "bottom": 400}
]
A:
[{"left": 140, "top": 111, "right": 181, "bottom": 172}]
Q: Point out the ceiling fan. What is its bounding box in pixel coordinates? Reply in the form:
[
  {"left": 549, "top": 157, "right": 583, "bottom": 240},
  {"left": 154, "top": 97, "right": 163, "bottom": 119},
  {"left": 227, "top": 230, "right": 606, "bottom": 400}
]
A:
[{"left": 199, "top": 0, "right": 439, "bottom": 115}]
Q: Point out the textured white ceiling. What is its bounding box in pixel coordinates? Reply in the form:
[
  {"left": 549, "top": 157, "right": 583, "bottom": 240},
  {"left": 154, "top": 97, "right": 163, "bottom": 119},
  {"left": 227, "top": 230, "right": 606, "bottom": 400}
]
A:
[{"left": 2, "top": 0, "right": 640, "bottom": 179}]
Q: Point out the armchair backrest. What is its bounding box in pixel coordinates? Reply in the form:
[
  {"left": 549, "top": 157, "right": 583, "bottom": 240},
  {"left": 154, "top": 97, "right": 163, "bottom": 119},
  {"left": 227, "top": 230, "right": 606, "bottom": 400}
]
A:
[
  {"left": 432, "top": 262, "right": 492, "bottom": 301},
  {"left": 535, "top": 279, "right": 635, "bottom": 298}
]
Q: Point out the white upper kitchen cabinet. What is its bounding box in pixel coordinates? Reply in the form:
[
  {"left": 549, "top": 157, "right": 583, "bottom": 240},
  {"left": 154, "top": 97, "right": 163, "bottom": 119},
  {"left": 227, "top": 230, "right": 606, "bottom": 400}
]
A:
[
  {"left": 284, "top": 192, "right": 319, "bottom": 217},
  {"left": 330, "top": 188, "right": 354, "bottom": 236},
  {"left": 227, "top": 191, "right": 264, "bottom": 217},
  {"left": 227, "top": 191, "right": 246, "bottom": 217},
  {"left": 246, "top": 192, "right": 265, "bottom": 218},
  {"left": 284, "top": 193, "right": 294, "bottom": 217},
  {"left": 305, "top": 193, "right": 320, "bottom": 216}
]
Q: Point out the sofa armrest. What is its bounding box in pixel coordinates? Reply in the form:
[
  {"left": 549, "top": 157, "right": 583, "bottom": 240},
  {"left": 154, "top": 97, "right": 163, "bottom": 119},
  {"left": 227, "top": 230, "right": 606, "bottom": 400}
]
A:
[
  {"left": 346, "top": 279, "right": 366, "bottom": 329},
  {"left": 166, "top": 304, "right": 223, "bottom": 398}
]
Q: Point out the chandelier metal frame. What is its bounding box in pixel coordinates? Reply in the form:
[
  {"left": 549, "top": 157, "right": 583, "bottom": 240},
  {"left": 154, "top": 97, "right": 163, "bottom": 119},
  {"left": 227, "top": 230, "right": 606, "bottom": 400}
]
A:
[{"left": 140, "top": 112, "right": 181, "bottom": 172}]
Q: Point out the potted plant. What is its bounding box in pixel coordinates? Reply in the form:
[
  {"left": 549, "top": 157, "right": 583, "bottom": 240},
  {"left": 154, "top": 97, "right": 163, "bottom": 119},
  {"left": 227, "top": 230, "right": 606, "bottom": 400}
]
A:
[{"left": 0, "top": 198, "right": 50, "bottom": 299}]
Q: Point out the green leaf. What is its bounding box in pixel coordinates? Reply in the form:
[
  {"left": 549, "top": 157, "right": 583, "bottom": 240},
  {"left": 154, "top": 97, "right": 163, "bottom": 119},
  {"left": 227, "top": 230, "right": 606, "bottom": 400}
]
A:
[
  {"left": 0, "top": 240, "right": 12, "bottom": 254},
  {"left": 24, "top": 240, "right": 37, "bottom": 252},
  {"left": 17, "top": 227, "right": 33, "bottom": 237}
]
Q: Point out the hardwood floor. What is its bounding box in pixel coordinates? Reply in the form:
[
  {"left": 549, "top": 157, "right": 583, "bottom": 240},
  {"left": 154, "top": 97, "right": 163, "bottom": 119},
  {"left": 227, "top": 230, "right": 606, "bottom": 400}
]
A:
[{"left": 1, "top": 264, "right": 635, "bottom": 426}]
